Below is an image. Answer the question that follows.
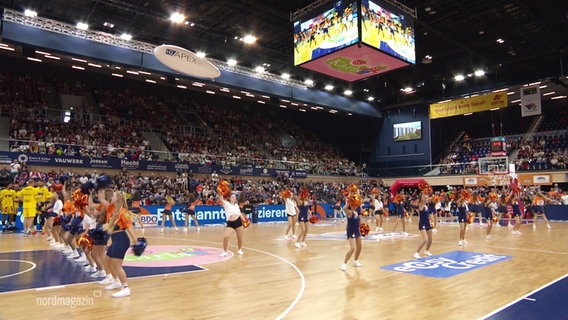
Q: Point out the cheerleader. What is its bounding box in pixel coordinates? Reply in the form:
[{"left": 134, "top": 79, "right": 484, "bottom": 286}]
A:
[
  {"left": 99, "top": 189, "right": 136, "bottom": 298},
  {"left": 341, "top": 192, "right": 363, "bottom": 271},
  {"left": 283, "top": 190, "right": 297, "bottom": 240},
  {"left": 509, "top": 193, "right": 523, "bottom": 235},
  {"left": 496, "top": 193, "right": 509, "bottom": 227},
  {"left": 219, "top": 193, "right": 245, "bottom": 257},
  {"left": 160, "top": 193, "right": 178, "bottom": 232},
  {"left": 531, "top": 190, "right": 553, "bottom": 230},
  {"left": 485, "top": 196, "right": 498, "bottom": 240},
  {"left": 295, "top": 192, "right": 311, "bottom": 248},
  {"left": 129, "top": 190, "right": 144, "bottom": 232},
  {"left": 373, "top": 194, "right": 384, "bottom": 232},
  {"left": 413, "top": 192, "right": 433, "bottom": 259},
  {"left": 391, "top": 194, "right": 407, "bottom": 236},
  {"left": 90, "top": 189, "right": 112, "bottom": 280},
  {"left": 46, "top": 191, "right": 64, "bottom": 248},
  {"left": 182, "top": 193, "right": 201, "bottom": 232},
  {"left": 457, "top": 196, "right": 468, "bottom": 246},
  {"left": 332, "top": 197, "right": 344, "bottom": 223}
]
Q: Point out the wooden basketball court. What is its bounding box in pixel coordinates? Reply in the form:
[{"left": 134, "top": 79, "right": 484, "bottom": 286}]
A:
[{"left": 1, "top": 218, "right": 567, "bottom": 319}]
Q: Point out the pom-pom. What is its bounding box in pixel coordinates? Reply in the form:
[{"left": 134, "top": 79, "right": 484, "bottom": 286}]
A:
[
  {"left": 299, "top": 188, "right": 310, "bottom": 200},
  {"left": 132, "top": 237, "right": 147, "bottom": 256},
  {"left": 467, "top": 212, "right": 474, "bottom": 224},
  {"left": 348, "top": 184, "right": 358, "bottom": 193},
  {"left": 418, "top": 181, "right": 433, "bottom": 195},
  {"left": 77, "top": 234, "right": 94, "bottom": 251},
  {"left": 488, "top": 192, "right": 498, "bottom": 202},
  {"left": 431, "top": 195, "right": 440, "bottom": 203},
  {"left": 53, "top": 215, "right": 61, "bottom": 226},
  {"left": 362, "top": 209, "right": 369, "bottom": 216},
  {"left": 80, "top": 181, "right": 95, "bottom": 195},
  {"left": 52, "top": 183, "right": 63, "bottom": 191},
  {"left": 460, "top": 189, "right": 471, "bottom": 201},
  {"left": 72, "top": 189, "right": 88, "bottom": 208},
  {"left": 360, "top": 223, "right": 370, "bottom": 236},
  {"left": 347, "top": 194, "right": 362, "bottom": 208},
  {"left": 280, "top": 189, "right": 292, "bottom": 199},
  {"left": 96, "top": 174, "right": 113, "bottom": 189},
  {"left": 309, "top": 214, "right": 319, "bottom": 224},
  {"left": 217, "top": 180, "right": 231, "bottom": 199},
  {"left": 242, "top": 215, "right": 250, "bottom": 228},
  {"left": 372, "top": 187, "right": 379, "bottom": 195},
  {"left": 492, "top": 214, "right": 499, "bottom": 223},
  {"left": 394, "top": 194, "right": 404, "bottom": 204}
]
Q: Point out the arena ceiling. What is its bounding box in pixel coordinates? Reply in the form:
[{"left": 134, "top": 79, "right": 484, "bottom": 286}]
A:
[{"left": 1, "top": 0, "right": 567, "bottom": 108}]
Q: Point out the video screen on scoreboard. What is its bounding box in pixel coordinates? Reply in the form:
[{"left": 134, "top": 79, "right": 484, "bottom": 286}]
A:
[
  {"left": 393, "top": 121, "right": 421, "bottom": 142},
  {"left": 361, "top": 0, "right": 415, "bottom": 64},
  {"left": 293, "top": 1, "right": 359, "bottom": 66}
]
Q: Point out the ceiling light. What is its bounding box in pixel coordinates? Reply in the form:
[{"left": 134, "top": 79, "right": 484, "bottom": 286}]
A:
[
  {"left": 454, "top": 75, "right": 465, "bottom": 81},
  {"left": 474, "top": 70, "right": 485, "bottom": 77},
  {"left": 367, "top": 96, "right": 375, "bottom": 102},
  {"left": 196, "top": 51, "right": 206, "bottom": 58},
  {"left": 227, "top": 59, "right": 237, "bottom": 66},
  {"left": 344, "top": 89, "right": 353, "bottom": 96},
  {"left": 170, "top": 12, "right": 185, "bottom": 23},
  {"left": 304, "top": 79, "right": 314, "bottom": 86},
  {"left": 184, "top": 21, "right": 189, "bottom": 25},
  {"left": 190, "top": 22, "right": 195, "bottom": 27},
  {"left": 324, "top": 85, "right": 334, "bottom": 91},
  {"left": 542, "top": 91, "right": 555, "bottom": 96},
  {"left": 24, "top": 9, "right": 37, "bottom": 17},
  {"left": 103, "top": 22, "right": 114, "bottom": 28},
  {"left": 496, "top": 38, "right": 505, "bottom": 44},
  {"left": 243, "top": 35, "right": 257, "bottom": 44},
  {"left": 550, "top": 95, "right": 567, "bottom": 100},
  {"left": 281, "top": 73, "right": 290, "bottom": 79},
  {"left": 401, "top": 87, "right": 414, "bottom": 93},
  {"left": 255, "top": 66, "right": 265, "bottom": 73},
  {"left": 120, "top": 33, "right": 132, "bottom": 41},
  {"left": 26, "top": 57, "right": 42, "bottom": 62},
  {"left": 76, "top": 22, "right": 89, "bottom": 30}
]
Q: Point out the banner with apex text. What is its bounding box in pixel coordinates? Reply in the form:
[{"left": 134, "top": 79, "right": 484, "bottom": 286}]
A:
[
  {"left": 429, "top": 92, "right": 508, "bottom": 119},
  {"left": 520, "top": 85, "right": 542, "bottom": 117}
]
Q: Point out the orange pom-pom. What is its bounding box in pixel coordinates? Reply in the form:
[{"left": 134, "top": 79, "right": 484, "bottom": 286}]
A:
[
  {"left": 348, "top": 184, "right": 358, "bottom": 193},
  {"left": 360, "top": 223, "right": 370, "bottom": 236},
  {"left": 299, "top": 188, "right": 310, "bottom": 200},
  {"left": 489, "top": 192, "right": 498, "bottom": 202},
  {"left": 394, "top": 194, "right": 404, "bottom": 204},
  {"left": 460, "top": 189, "right": 471, "bottom": 201},
  {"left": 242, "top": 215, "right": 250, "bottom": 228},
  {"left": 280, "top": 189, "right": 292, "bottom": 199},
  {"left": 467, "top": 212, "right": 474, "bottom": 224},
  {"left": 492, "top": 214, "right": 499, "bottom": 223},
  {"left": 309, "top": 214, "right": 319, "bottom": 224},
  {"left": 77, "top": 234, "right": 93, "bottom": 251},
  {"left": 217, "top": 180, "right": 231, "bottom": 198},
  {"left": 52, "top": 183, "right": 63, "bottom": 191},
  {"left": 347, "top": 194, "right": 362, "bottom": 208},
  {"left": 372, "top": 187, "right": 379, "bottom": 195},
  {"left": 72, "top": 189, "right": 88, "bottom": 208},
  {"left": 362, "top": 209, "right": 369, "bottom": 216},
  {"left": 431, "top": 195, "right": 440, "bottom": 203}
]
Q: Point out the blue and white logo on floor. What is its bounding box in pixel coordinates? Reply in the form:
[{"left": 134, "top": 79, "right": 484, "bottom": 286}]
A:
[{"left": 381, "top": 251, "right": 511, "bottom": 278}]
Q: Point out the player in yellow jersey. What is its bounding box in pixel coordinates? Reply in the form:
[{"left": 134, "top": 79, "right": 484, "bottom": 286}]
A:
[
  {"left": 17, "top": 180, "right": 39, "bottom": 236},
  {"left": 0, "top": 183, "right": 18, "bottom": 232},
  {"left": 33, "top": 180, "right": 52, "bottom": 234}
]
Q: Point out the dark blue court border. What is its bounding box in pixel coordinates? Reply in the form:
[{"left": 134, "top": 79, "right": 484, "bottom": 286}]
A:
[{"left": 0, "top": 250, "right": 203, "bottom": 293}]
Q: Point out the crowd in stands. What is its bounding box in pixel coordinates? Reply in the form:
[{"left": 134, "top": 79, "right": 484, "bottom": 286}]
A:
[{"left": 514, "top": 133, "right": 567, "bottom": 171}]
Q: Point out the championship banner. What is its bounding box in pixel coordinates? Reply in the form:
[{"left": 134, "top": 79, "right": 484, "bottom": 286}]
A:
[
  {"left": 429, "top": 92, "right": 507, "bottom": 119},
  {"left": 520, "top": 85, "right": 542, "bottom": 117}
]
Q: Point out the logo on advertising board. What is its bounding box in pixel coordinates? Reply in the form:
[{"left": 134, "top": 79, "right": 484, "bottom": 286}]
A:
[
  {"left": 381, "top": 251, "right": 511, "bottom": 278},
  {"left": 197, "top": 165, "right": 212, "bottom": 174},
  {"left": 464, "top": 177, "right": 478, "bottom": 186},
  {"left": 220, "top": 166, "right": 232, "bottom": 175},
  {"left": 121, "top": 159, "right": 139, "bottom": 169},
  {"left": 259, "top": 168, "right": 271, "bottom": 177},
  {"left": 89, "top": 158, "right": 112, "bottom": 168},
  {"left": 239, "top": 168, "right": 254, "bottom": 176},
  {"left": 533, "top": 175, "right": 550, "bottom": 184}
]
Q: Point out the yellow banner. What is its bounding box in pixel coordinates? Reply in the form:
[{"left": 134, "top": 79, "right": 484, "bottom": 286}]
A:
[{"left": 430, "top": 92, "right": 508, "bottom": 119}]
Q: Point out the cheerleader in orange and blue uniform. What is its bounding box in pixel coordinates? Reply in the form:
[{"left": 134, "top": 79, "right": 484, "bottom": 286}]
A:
[
  {"left": 100, "top": 189, "right": 136, "bottom": 298},
  {"left": 509, "top": 192, "right": 523, "bottom": 235},
  {"left": 457, "top": 193, "right": 469, "bottom": 246},
  {"left": 413, "top": 191, "right": 433, "bottom": 259},
  {"left": 295, "top": 189, "right": 311, "bottom": 248},
  {"left": 341, "top": 190, "right": 363, "bottom": 271}
]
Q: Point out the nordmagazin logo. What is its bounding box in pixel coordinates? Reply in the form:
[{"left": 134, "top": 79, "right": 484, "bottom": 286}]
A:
[{"left": 381, "top": 251, "right": 511, "bottom": 278}]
